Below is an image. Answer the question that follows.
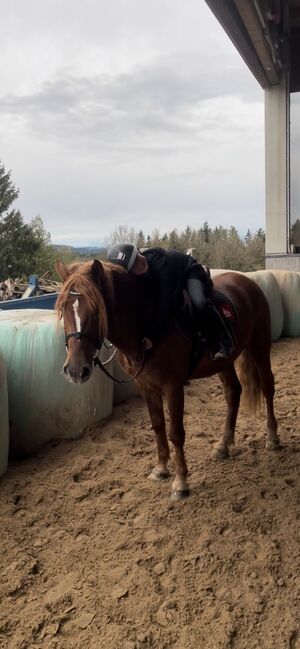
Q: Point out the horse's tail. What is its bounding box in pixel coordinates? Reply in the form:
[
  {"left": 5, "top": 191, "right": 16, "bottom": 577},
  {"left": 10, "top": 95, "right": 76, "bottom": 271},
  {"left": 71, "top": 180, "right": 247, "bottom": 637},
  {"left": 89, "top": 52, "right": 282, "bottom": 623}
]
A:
[{"left": 236, "top": 349, "right": 263, "bottom": 416}]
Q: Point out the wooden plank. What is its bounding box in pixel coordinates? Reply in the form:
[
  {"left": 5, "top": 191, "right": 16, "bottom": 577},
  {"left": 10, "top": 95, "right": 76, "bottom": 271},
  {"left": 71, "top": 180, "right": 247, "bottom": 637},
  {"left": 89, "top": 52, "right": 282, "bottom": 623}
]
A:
[{"left": 205, "top": 0, "right": 271, "bottom": 87}]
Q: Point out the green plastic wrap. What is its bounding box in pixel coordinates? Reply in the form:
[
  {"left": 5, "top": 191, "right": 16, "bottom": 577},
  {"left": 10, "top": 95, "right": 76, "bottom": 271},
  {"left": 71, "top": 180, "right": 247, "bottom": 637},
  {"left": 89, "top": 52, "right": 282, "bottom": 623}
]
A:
[
  {"left": 0, "top": 350, "right": 9, "bottom": 476},
  {"left": 246, "top": 270, "right": 284, "bottom": 342},
  {"left": 0, "top": 310, "right": 113, "bottom": 456},
  {"left": 270, "top": 270, "right": 300, "bottom": 337}
]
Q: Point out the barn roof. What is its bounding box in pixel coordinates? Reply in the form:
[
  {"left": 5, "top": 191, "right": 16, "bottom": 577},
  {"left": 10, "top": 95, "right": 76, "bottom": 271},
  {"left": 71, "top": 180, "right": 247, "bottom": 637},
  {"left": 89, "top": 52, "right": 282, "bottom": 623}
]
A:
[{"left": 205, "top": 0, "right": 300, "bottom": 91}]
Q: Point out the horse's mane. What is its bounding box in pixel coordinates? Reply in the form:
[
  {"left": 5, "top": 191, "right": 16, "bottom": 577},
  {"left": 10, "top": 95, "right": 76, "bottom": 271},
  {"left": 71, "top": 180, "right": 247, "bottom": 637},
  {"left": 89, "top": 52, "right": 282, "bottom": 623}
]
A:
[{"left": 56, "top": 260, "right": 124, "bottom": 337}]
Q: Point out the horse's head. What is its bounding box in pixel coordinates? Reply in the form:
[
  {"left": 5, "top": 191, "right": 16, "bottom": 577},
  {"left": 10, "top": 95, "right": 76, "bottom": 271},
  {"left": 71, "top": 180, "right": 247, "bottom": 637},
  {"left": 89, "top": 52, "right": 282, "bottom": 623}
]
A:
[{"left": 56, "top": 259, "right": 107, "bottom": 384}]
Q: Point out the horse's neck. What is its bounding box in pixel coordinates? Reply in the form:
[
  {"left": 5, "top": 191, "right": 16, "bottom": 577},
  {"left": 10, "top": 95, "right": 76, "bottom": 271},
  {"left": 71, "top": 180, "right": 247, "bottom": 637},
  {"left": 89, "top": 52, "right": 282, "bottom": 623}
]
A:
[{"left": 103, "top": 271, "right": 144, "bottom": 356}]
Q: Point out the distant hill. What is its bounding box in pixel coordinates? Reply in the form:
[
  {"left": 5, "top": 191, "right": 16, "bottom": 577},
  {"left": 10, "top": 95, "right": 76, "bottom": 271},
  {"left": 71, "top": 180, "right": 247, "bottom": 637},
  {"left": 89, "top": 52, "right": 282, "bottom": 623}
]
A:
[{"left": 54, "top": 244, "right": 107, "bottom": 257}]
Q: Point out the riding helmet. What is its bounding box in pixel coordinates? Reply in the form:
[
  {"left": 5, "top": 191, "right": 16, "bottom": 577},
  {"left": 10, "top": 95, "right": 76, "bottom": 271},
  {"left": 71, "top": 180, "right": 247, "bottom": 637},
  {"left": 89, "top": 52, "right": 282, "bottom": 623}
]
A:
[{"left": 107, "top": 243, "right": 138, "bottom": 271}]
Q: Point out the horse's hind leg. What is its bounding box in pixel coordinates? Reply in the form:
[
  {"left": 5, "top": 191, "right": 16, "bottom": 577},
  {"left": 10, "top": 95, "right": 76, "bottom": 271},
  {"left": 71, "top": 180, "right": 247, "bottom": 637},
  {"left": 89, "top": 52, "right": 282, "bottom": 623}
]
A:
[
  {"left": 212, "top": 365, "right": 242, "bottom": 460},
  {"left": 165, "top": 385, "right": 189, "bottom": 499},
  {"left": 143, "top": 389, "right": 171, "bottom": 481},
  {"left": 251, "top": 347, "right": 280, "bottom": 450}
]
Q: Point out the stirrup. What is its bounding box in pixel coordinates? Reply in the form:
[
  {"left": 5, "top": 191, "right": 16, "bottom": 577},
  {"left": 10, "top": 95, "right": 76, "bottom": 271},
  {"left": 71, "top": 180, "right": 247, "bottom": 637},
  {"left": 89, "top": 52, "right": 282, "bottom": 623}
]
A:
[
  {"left": 213, "top": 350, "right": 229, "bottom": 361},
  {"left": 212, "top": 344, "right": 232, "bottom": 361}
]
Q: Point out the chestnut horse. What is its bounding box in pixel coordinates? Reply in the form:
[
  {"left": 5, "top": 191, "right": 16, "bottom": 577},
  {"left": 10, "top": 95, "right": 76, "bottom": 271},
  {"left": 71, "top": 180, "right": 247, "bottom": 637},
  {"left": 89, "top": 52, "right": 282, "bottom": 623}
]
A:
[{"left": 56, "top": 259, "right": 280, "bottom": 499}]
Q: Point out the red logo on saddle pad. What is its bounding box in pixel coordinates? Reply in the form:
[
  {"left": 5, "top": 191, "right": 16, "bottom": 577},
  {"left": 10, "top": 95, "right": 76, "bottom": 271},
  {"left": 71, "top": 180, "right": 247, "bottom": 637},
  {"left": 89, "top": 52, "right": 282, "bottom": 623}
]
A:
[{"left": 220, "top": 305, "right": 234, "bottom": 320}]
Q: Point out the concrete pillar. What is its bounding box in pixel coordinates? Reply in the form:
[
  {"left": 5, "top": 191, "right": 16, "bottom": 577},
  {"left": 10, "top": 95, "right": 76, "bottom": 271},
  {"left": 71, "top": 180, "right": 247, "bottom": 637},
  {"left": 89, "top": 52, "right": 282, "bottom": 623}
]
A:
[{"left": 265, "top": 72, "right": 289, "bottom": 256}]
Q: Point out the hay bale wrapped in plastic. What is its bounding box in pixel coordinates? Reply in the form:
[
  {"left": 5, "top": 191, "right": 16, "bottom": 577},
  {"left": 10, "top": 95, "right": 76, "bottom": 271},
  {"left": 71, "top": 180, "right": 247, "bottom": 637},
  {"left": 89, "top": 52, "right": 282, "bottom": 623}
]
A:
[
  {"left": 270, "top": 270, "right": 300, "bottom": 337},
  {"left": 0, "top": 350, "right": 9, "bottom": 476},
  {"left": 210, "top": 269, "right": 284, "bottom": 342},
  {"left": 0, "top": 310, "right": 113, "bottom": 457},
  {"left": 245, "top": 271, "right": 284, "bottom": 342}
]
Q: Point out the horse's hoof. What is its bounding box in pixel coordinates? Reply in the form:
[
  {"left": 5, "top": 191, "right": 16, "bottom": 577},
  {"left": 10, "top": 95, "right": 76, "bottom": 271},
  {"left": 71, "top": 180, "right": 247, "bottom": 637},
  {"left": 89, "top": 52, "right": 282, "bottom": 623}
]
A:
[
  {"left": 266, "top": 439, "right": 281, "bottom": 451},
  {"left": 212, "top": 445, "right": 229, "bottom": 460},
  {"left": 148, "top": 468, "right": 170, "bottom": 482},
  {"left": 171, "top": 488, "right": 190, "bottom": 500}
]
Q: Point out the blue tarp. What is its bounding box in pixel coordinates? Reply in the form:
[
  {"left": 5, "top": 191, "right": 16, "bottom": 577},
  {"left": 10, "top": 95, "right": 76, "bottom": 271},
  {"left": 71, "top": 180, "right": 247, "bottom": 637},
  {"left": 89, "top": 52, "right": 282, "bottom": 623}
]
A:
[{"left": 0, "top": 293, "right": 58, "bottom": 311}]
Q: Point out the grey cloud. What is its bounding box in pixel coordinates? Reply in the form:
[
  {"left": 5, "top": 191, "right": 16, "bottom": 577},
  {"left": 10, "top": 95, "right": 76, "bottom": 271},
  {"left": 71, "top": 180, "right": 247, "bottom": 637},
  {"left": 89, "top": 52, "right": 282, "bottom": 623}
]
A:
[
  {"left": 0, "top": 52, "right": 261, "bottom": 152},
  {"left": 0, "top": 0, "right": 265, "bottom": 244}
]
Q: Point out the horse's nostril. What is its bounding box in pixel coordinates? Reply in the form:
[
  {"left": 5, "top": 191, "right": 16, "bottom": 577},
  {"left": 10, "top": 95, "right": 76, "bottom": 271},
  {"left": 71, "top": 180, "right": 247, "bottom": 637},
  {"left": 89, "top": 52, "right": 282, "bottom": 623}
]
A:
[
  {"left": 80, "top": 366, "right": 91, "bottom": 381},
  {"left": 66, "top": 366, "right": 76, "bottom": 379}
]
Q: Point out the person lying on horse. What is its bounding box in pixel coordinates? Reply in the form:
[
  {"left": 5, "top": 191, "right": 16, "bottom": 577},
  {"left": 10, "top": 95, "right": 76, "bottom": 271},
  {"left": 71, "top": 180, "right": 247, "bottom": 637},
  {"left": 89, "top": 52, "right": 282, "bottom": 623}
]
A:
[{"left": 107, "top": 243, "right": 234, "bottom": 360}]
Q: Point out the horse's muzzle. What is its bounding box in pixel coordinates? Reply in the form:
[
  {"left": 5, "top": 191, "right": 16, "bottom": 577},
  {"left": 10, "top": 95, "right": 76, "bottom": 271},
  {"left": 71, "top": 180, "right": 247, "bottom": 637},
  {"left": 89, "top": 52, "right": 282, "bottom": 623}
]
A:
[{"left": 64, "top": 364, "right": 92, "bottom": 384}]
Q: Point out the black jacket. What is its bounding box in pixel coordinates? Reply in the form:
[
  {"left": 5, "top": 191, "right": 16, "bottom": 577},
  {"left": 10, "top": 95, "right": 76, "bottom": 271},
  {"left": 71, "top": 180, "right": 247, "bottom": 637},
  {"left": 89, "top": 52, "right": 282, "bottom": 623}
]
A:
[{"left": 140, "top": 247, "right": 211, "bottom": 342}]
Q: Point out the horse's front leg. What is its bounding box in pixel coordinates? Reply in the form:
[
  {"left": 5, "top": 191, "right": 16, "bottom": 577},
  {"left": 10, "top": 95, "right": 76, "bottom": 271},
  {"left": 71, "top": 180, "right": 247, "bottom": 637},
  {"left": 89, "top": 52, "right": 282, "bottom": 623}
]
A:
[
  {"left": 212, "top": 365, "right": 242, "bottom": 460},
  {"left": 165, "top": 385, "right": 189, "bottom": 499},
  {"left": 143, "top": 389, "right": 171, "bottom": 481}
]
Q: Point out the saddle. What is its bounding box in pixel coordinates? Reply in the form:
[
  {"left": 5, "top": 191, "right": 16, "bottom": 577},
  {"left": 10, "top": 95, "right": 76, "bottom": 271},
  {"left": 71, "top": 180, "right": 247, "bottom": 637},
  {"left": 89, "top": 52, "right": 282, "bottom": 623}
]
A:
[{"left": 175, "top": 288, "right": 237, "bottom": 375}]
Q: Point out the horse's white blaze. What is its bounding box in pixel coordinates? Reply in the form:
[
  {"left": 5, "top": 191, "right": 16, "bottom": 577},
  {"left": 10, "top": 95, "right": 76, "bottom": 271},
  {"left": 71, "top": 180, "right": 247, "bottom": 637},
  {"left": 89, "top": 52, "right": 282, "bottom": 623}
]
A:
[{"left": 73, "top": 298, "right": 81, "bottom": 332}]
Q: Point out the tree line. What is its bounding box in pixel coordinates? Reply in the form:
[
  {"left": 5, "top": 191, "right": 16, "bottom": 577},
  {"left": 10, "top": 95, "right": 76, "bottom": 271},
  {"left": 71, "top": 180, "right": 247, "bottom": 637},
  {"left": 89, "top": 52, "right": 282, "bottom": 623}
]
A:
[
  {"left": 0, "top": 161, "right": 266, "bottom": 280},
  {"left": 0, "top": 162, "right": 59, "bottom": 278},
  {"left": 105, "top": 223, "right": 265, "bottom": 272}
]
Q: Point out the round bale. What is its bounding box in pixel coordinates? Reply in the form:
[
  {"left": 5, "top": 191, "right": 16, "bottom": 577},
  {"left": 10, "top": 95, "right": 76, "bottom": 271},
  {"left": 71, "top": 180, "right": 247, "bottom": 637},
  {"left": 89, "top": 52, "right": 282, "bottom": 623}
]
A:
[
  {"left": 270, "top": 270, "right": 300, "bottom": 337},
  {"left": 0, "top": 350, "right": 9, "bottom": 476},
  {"left": 0, "top": 309, "right": 113, "bottom": 457}
]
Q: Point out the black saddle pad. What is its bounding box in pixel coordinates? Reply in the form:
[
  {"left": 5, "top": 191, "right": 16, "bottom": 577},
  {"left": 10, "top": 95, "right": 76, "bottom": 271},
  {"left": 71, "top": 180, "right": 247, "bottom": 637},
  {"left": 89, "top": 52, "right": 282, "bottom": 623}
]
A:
[{"left": 175, "top": 289, "right": 237, "bottom": 375}]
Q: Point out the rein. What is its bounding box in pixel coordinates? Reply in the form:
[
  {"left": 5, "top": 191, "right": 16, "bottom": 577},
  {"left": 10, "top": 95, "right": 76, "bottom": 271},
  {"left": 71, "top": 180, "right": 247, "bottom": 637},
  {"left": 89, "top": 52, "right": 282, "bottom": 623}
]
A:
[
  {"left": 65, "top": 331, "right": 145, "bottom": 383},
  {"left": 93, "top": 351, "right": 145, "bottom": 384}
]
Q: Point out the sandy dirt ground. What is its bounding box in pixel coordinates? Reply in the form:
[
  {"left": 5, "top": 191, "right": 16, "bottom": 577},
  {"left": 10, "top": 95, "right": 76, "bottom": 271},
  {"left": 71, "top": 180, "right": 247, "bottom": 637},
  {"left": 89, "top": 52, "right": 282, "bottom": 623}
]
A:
[{"left": 1, "top": 338, "right": 300, "bottom": 649}]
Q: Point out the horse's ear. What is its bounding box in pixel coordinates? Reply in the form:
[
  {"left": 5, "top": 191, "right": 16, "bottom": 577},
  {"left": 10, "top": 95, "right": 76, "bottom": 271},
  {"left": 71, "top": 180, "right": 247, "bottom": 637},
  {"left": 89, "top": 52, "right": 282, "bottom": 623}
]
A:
[
  {"left": 56, "top": 260, "right": 70, "bottom": 281},
  {"left": 91, "top": 259, "right": 104, "bottom": 284}
]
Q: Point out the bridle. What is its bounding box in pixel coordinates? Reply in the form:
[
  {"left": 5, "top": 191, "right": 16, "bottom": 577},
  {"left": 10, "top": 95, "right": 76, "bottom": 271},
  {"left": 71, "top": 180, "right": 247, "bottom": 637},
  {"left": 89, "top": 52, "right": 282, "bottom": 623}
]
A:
[
  {"left": 63, "top": 291, "right": 145, "bottom": 384},
  {"left": 65, "top": 330, "right": 102, "bottom": 349},
  {"left": 64, "top": 291, "right": 103, "bottom": 354}
]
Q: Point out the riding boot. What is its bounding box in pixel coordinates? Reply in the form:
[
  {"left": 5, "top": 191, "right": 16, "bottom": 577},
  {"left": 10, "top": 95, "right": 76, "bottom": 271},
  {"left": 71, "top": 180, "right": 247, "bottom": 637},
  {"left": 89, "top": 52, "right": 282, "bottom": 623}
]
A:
[{"left": 197, "top": 301, "right": 234, "bottom": 360}]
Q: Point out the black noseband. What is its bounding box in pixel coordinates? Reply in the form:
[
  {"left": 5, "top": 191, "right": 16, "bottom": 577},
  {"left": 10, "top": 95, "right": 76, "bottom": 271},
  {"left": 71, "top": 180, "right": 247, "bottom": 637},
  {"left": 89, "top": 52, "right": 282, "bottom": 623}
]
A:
[{"left": 65, "top": 331, "right": 102, "bottom": 348}]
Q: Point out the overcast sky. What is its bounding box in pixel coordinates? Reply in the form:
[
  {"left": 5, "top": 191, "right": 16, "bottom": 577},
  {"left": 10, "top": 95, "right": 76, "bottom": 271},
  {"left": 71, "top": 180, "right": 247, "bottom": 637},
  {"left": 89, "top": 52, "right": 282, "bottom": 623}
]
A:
[{"left": 0, "top": 0, "right": 264, "bottom": 246}]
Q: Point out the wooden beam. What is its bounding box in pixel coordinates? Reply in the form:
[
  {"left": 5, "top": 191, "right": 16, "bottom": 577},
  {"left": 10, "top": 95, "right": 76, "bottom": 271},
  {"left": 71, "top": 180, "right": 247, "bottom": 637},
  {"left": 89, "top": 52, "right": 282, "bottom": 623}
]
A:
[
  {"left": 204, "top": 0, "right": 271, "bottom": 88},
  {"left": 233, "top": 0, "right": 281, "bottom": 85}
]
